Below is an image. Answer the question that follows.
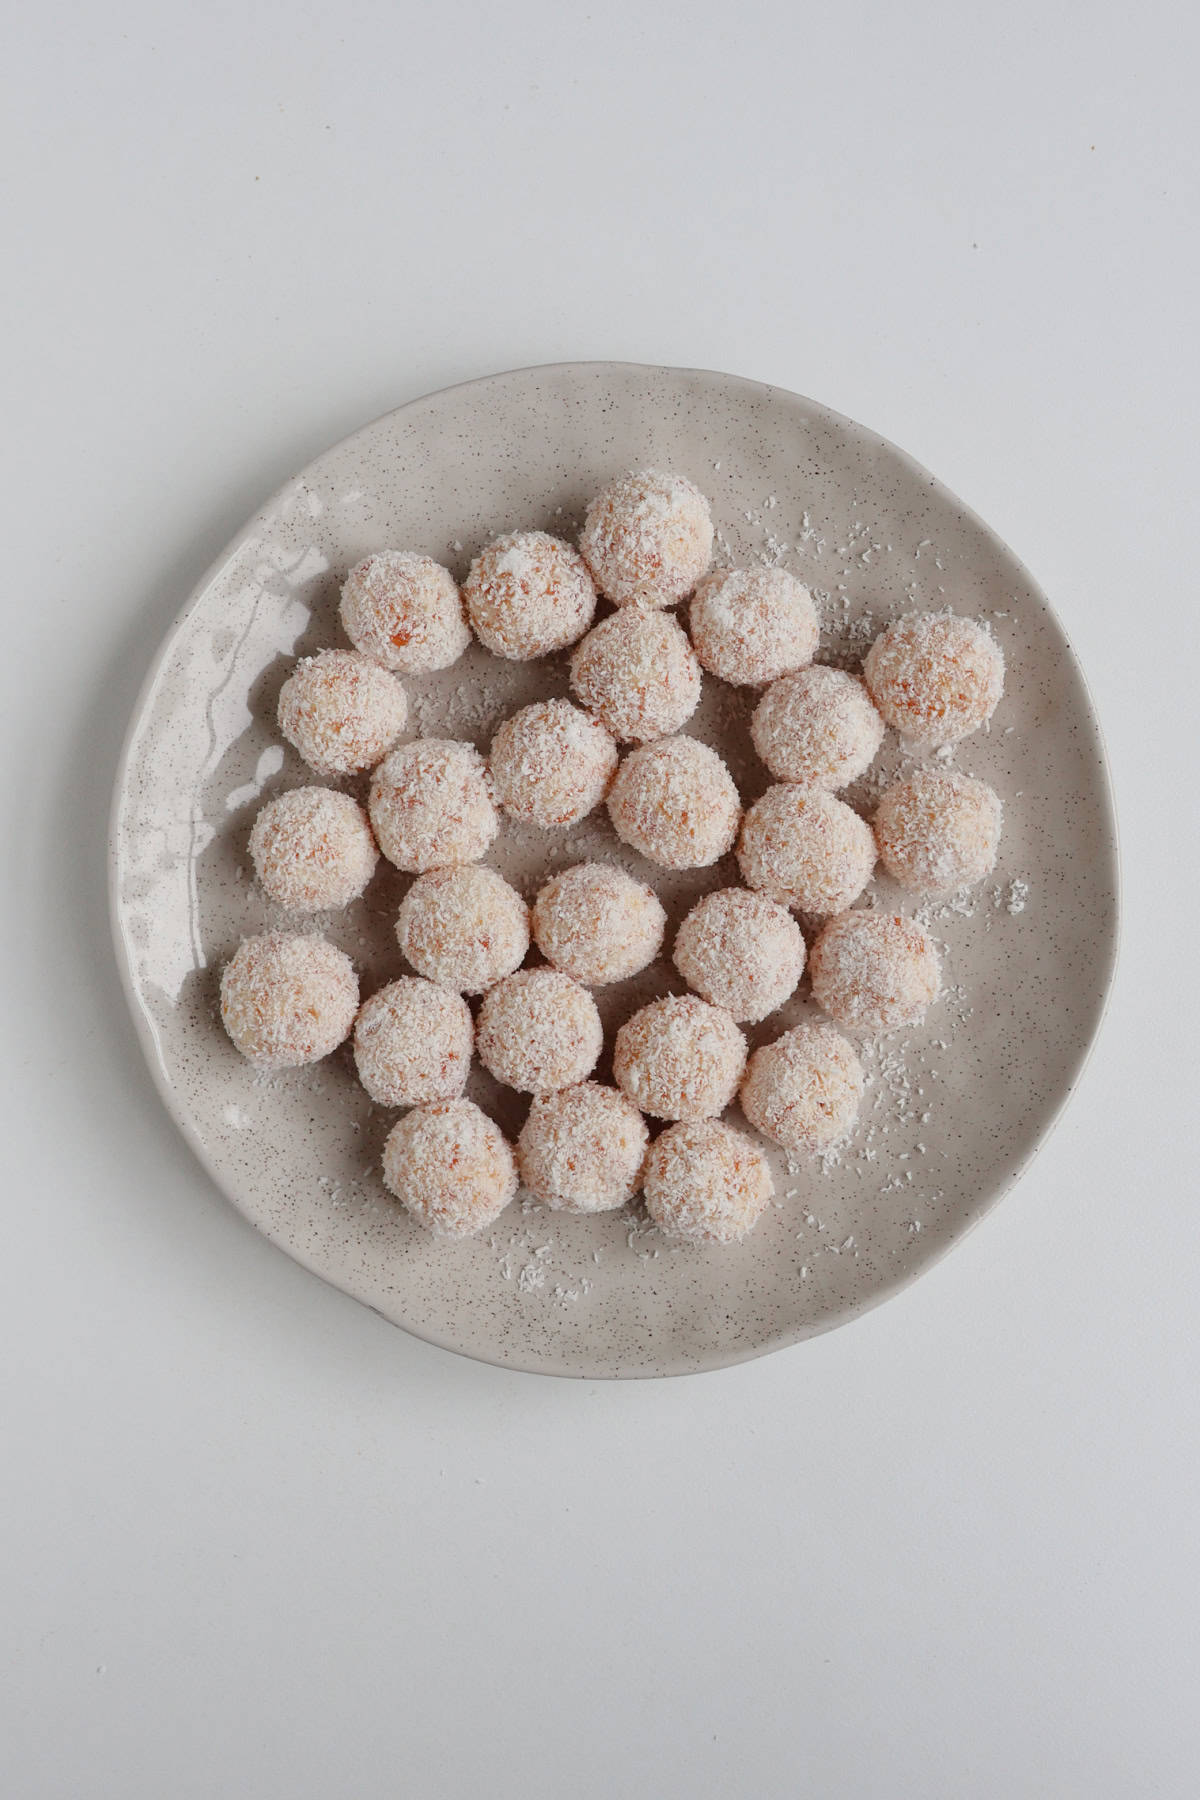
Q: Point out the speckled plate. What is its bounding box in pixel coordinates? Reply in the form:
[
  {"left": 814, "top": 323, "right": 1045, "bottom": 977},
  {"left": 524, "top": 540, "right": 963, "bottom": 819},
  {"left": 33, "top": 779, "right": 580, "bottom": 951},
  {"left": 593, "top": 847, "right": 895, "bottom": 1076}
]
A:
[{"left": 109, "top": 363, "right": 1118, "bottom": 1377}]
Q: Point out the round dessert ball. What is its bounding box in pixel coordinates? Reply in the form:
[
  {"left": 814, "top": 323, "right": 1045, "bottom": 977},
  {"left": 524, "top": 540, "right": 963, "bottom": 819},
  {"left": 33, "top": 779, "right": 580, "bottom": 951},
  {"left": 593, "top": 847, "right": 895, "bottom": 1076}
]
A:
[
  {"left": 220, "top": 931, "right": 358, "bottom": 1069},
  {"left": 672, "top": 888, "right": 805, "bottom": 1024},
  {"left": 396, "top": 865, "right": 529, "bottom": 994},
  {"left": 740, "top": 1021, "right": 865, "bottom": 1154},
  {"left": 368, "top": 738, "right": 499, "bottom": 873},
  {"left": 462, "top": 531, "right": 596, "bottom": 660},
  {"left": 382, "top": 1099, "right": 517, "bottom": 1239},
  {"left": 751, "top": 666, "right": 885, "bottom": 789},
  {"left": 352, "top": 976, "right": 473, "bottom": 1107},
  {"left": 874, "top": 768, "right": 1003, "bottom": 897},
  {"left": 338, "top": 551, "right": 469, "bottom": 674},
  {"left": 613, "top": 995, "right": 746, "bottom": 1122},
  {"left": 476, "top": 969, "right": 603, "bottom": 1095},
  {"left": 643, "top": 1120, "right": 773, "bottom": 1246},
  {"left": 569, "top": 607, "right": 702, "bottom": 742},
  {"left": 607, "top": 737, "right": 741, "bottom": 871},
  {"left": 249, "top": 786, "right": 378, "bottom": 913},
  {"left": 689, "top": 567, "right": 819, "bottom": 687},
  {"left": 532, "top": 862, "right": 666, "bottom": 986},
  {"left": 580, "top": 469, "right": 714, "bottom": 608},
  {"left": 489, "top": 699, "right": 617, "bottom": 828},
  {"left": 277, "top": 649, "right": 407, "bottom": 778},
  {"left": 738, "top": 785, "right": 875, "bottom": 916},
  {"left": 809, "top": 910, "right": 941, "bottom": 1032},
  {"left": 517, "top": 1082, "right": 649, "bottom": 1214},
  {"left": 863, "top": 611, "right": 1004, "bottom": 746}
]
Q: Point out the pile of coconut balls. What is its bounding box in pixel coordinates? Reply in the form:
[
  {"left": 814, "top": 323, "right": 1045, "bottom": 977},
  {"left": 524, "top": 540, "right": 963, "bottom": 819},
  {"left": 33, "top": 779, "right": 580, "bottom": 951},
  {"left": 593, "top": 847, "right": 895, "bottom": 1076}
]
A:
[{"left": 221, "top": 469, "right": 1006, "bottom": 1249}]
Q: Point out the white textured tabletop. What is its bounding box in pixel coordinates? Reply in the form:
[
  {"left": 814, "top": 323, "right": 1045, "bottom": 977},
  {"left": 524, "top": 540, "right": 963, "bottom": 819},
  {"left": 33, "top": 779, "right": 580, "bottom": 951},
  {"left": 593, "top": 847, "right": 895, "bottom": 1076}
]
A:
[{"left": 2, "top": 5, "right": 1197, "bottom": 1796}]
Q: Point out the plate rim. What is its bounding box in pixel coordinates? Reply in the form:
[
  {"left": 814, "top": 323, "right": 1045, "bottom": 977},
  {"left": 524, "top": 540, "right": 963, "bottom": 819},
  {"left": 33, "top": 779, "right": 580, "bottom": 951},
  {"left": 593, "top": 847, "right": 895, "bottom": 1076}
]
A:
[{"left": 108, "top": 359, "right": 1122, "bottom": 1378}]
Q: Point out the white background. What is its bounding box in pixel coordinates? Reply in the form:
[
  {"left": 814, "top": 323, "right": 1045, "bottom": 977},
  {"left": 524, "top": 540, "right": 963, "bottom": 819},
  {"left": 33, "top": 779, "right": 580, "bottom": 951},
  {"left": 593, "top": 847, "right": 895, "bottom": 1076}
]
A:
[{"left": 3, "top": 3, "right": 1198, "bottom": 1795}]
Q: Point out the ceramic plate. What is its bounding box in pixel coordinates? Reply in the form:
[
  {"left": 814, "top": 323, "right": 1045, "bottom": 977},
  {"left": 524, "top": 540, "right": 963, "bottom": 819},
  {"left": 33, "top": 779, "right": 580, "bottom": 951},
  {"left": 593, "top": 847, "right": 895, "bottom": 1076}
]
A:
[{"left": 110, "top": 363, "right": 1118, "bottom": 1377}]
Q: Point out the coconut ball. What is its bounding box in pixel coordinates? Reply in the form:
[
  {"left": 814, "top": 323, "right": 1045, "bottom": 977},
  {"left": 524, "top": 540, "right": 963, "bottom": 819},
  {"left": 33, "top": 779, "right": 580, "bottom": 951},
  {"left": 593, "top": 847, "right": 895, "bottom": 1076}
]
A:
[
  {"left": 338, "top": 551, "right": 469, "bottom": 674},
  {"left": 672, "top": 888, "right": 805, "bottom": 1025},
  {"left": 396, "top": 865, "right": 529, "bottom": 994},
  {"left": 532, "top": 862, "right": 666, "bottom": 986},
  {"left": 476, "top": 969, "right": 603, "bottom": 1095},
  {"left": 489, "top": 699, "right": 617, "bottom": 828},
  {"left": 874, "top": 768, "right": 1003, "bottom": 896},
  {"left": 382, "top": 1099, "right": 517, "bottom": 1239},
  {"left": 463, "top": 531, "right": 596, "bottom": 660},
  {"left": 863, "top": 611, "right": 1004, "bottom": 746},
  {"left": 874, "top": 767, "right": 1003, "bottom": 897},
  {"left": 220, "top": 931, "right": 358, "bottom": 1069},
  {"left": 738, "top": 785, "right": 875, "bottom": 916},
  {"left": 740, "top": 1021, "right": 865, "bottom": 1154},
  {"left": 517, "top": 1082, "right": 649, "bottom": 1214},
  {"left": 689, "top": 567, "right": 819, "bottom": 687},
  {"left": 751, "top": 666, "right": 885, "bottom": 789},
  {"left": 277, "top": 649, "right": 407, "bottom": 778},
  {"left": 368, "top": 738, "right": 499, "bottom": 873},
  {"left": 809, "top": 910, "right": 941, "bottom": 1032},
  {"left": 643, "top": 1120, "right": 773, "bottom": 1246},
  {"left": 352, "top": 976, "right": 473, "bottom": 1107},
  {"left": 569, "top": 607, "right": 702, "bottom": 742},
  {"left": 613, "top": 995, "right": 746, "bottom": 1122},
  {"left": 249, "top": 786, "right": 378, "bottom": 914},
  {"left": 580, "top": 469, "right": 713, "bottom": 608},
  {"left": 607, "top": 737, "right": 741, "bottom": 871}
]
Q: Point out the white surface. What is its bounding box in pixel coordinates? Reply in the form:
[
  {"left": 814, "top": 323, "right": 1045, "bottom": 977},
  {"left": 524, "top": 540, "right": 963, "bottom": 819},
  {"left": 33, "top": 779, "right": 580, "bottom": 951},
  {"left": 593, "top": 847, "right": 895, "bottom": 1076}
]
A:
[{"left": 1, "top": 2, "right": 1196, "bottom": 1794}]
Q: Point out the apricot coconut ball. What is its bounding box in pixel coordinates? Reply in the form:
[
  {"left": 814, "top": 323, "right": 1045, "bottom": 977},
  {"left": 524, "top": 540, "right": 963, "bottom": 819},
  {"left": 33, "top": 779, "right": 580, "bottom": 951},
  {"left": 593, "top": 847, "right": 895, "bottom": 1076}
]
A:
[
  {"left": 689, "top": 566, "right": 819, "bottom": 687},
  {"left": 339, "top": 551, "right": 469, "bottom": 674},
  {"left": 738, "top": 785, "right": 875, "bottom": 916},
  {"left": 613, "top": 994, "right": 747, "bottom": 1122},
  {"left": 809, "top": 910, "right": 941, "bottom": 1033},
  {"left": 277, "top": 649, "right": 407, "bottom": 778},
  {"left": 570, "top": 606, "right": 701, "bottom": 743},
  {"left": 863, "top": 611, "right": 1004, "bottom": 747},
  {"left": 672, "top": 887, "right": 805, "bottom": 1025},
  {"left": 368, "top": 739, "right": 499, "bottom": 873},
  {"left": 740, "top": 1021, "right": 865, "bottom": 1154},
  {"left": 463, "top": 531, "right": 596, "bottom": 660},
  {"left": 517, "top": 1082, "right": 649, "bottom": 1215},
  {"left": 249, "top": 787, "right": 378, "bottom": 914},
  {"left": 352, "top": 977, "right": 473, "bottom": 1108},
  {"left": 382, "top": 1099, "right": 517, "bottom": 1238},
  {"left": 751, "top": 666, "right": 885, "bottom": 790},
  {"left": 580, "top": 469, "right": 713, "bottom": 607},
  {"left": 873, "top": 768, "right": 1003, "bottom": 897},
  {"left": 532, "top": 863, "right": 666, "bottom": 986},
  {"left": 643, "top": 1121, "right": 774, "bottom": 1247},
  {"left": 489, "top": 699, "right": 617, "bottom": 828},
  {"left": 220, "top": 932, "right": 358, "bottom": 1070},
  {"left": 476, "top": 969, "right": 603, "bottom": 1095},
  {"left": 396, "top": 865, "right": 529, "bottom": 995},
  {"left": 607, "top": 736, "right": 741, "bottom": 871}
]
